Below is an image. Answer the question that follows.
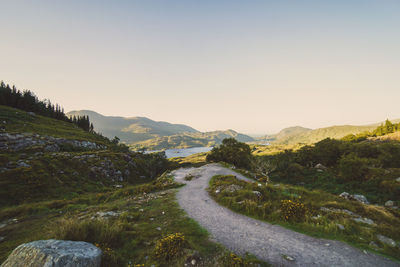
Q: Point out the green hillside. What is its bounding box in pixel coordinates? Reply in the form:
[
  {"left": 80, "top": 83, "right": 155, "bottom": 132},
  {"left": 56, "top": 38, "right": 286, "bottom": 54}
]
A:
[
  {"left": 66, "top": 110, "right": 199, "bottom": 143},
  {"left": 254, "top": 126, "right": 311, "bottom": 144},
  {"left": 130, "top": 130, "right": 255, "bottom": 150},
  {"left": 267, "top": 120, "right": 400, "bottom": 145},
  {"left": 0, "top": 106, "right": 109, "bottom": 145},
  {"left": 276, "top": 125, "right": 376, "bottom": 144}
]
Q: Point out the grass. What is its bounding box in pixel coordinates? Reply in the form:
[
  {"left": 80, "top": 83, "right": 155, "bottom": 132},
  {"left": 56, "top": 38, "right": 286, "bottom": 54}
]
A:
[
  {"left": 0, "top": 149, "right": 168, "bottom": 207},
  {"left": 0, "top": 105, "right": 110, "bottom": 145},
  {"left": 208, "top": 175, "right": 400, "bottom": 261},
  {"left": 0, "top": 175, "right": 267, "bottom": 266},
  {"left": 270, "top": 168, "right": 400, "bottom": 205},
  {"left": 169, "top": 152, "right": 208, "bottom": 168}
]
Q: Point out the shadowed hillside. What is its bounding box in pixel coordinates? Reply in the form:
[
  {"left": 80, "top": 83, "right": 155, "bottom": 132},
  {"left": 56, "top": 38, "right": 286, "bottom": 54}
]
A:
[{"left": 67, "top": 110, "right": 199, "bottom": 143}]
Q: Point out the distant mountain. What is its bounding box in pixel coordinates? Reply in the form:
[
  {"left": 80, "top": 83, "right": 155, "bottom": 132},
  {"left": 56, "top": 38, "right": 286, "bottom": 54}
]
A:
[
  {"left": 130, "top": 130, "right": 255, "bottom": 150},
  {"left": 256, "top": 126, "right": 312, "bottom": 143},
  {"left": 66, "top": 110, "right": 198, "bottom": 143},
  {"left": 264, "top": 119, "right": 400, "bottom": 145},
  {"left": 67, "top": 110, "right": 254, "bottom": 149}
]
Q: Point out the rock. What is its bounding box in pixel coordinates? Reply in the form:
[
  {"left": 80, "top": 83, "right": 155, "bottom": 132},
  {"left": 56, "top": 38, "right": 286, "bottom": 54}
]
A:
[
  {"left": 339, "top": 192, "right": 369, "bottom": 204},
  {"left": 1, "top": 239, "right": 101, "bottom": 267},
  {"left": 282, "top": 255, "right": 295, "bottom": 261},
  {"left": 0, "top": 236, "right": 4, "bottom": 242},
  {"left": 315, "top": 163, "right": 327, "bottom": 170},
  {"left": 353, "top": 194, "right": 369, "bottom": 204},
  {"left": 336, "top": 224, "right": 345, "bottom": 230},
  {"left": 312, "top": 215, "right": 321, "bottom": 220},
  {"left": 156, "top": 227, "right": 161, "bottom": 231},
  {"left": 93, "top": 211, "right": 121, "bottom": 219},
  {"left": 339, "top": 192, "right": 351, "bottom": 200},
  {"left": 27, "top": 112, "right": 36, "bottom": 116},
  {"left": 385, "top": 200, "right": 394, "bottom": 207},
  {"left": 223, "top": 184, "right": 243, "bottom": 193},
  {"left": 376, "top": 234, "right": 397, "bottom": 247},
  {"left": 215, "top": 189, "right": 220, "bottom": 194},
  {"left": 252, "top": 191, "right": 262, "bottom": 199},
  {"left": 396, "top": 177, "right": 400, "bottom": 182},
  {"left": 369, "top": 241, "right": 380, "bottom": 249},
  {"left": 352, "top": 217, "right": 375, "bottom": 225}
]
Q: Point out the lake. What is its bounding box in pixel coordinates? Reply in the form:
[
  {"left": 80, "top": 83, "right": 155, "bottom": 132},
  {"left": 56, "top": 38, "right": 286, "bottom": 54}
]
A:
[{"left": 146, "top": 147, "right": 213, "bottom": 159}]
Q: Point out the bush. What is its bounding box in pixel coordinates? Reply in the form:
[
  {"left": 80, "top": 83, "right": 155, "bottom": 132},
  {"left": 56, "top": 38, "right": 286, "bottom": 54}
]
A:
[
  {"left": 338, "top": 153, "right": 370, "bottom": 181},
  {"left": 206, "top": 138, "right": 252, "bottom": 169},
  {"left": 312, "top": 138, "right": 342, "bottom": 167},
  {"left": 280, "top": 199, "right": 307, "bottom": 222},
  {"left": 154, "top": 233, "right": 187, "bottom": 261},
  {"left": 285, "top": 163, "right": 304, "bottom": 178},
  {"left": 220, "top": 253, "right": 245, "bottom": 266}
]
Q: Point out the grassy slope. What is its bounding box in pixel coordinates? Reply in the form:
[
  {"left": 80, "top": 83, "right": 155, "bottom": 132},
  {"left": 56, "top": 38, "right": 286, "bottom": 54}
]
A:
[
  {"left": 208, "top": 175, "right": 400, "bottom": 261},
  {"left": 0, "top": 105, "right": 110, "bottom": 144}
]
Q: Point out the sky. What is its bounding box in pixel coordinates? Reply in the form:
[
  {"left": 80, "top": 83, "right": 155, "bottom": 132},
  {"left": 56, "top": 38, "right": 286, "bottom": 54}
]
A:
[{"left": 1, "top": 0, "right": 400, "bottom": 135}]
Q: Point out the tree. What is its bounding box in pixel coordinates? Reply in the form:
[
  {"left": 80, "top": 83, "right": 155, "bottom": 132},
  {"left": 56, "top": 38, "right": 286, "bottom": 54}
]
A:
[
  {"left": 111, "top": 136, "right": 120, "bottom": 145},
  {"left": 206, "top": 138, "right": 252, "bottom": 169}
]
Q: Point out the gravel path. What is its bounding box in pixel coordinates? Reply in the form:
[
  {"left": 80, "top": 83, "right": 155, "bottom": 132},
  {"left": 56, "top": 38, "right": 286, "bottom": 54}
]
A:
[{"left": 172, "top": 163, "right": 400, "bottom": 267}]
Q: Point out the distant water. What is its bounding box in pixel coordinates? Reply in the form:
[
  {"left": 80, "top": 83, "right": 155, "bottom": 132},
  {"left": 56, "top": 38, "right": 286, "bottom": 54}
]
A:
[{"left": 146, "top": 147, "right": 212, "bottom": 159}]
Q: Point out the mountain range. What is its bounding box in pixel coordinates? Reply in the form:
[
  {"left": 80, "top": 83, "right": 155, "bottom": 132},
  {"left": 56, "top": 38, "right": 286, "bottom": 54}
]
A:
[
  {"left": 257, "top": 119, "right": 400, "bottom": 145},
  {"left": 66, "top": 110, "right": 255, "bottom": 149},
  {"left": 68, "top": 110, "right": 400, "bottom": 149}
]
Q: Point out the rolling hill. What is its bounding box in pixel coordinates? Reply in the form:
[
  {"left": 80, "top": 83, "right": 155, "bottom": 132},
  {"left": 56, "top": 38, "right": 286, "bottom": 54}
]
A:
[{"left": 263, "top": 119, "right": 400, "bottom": 145}]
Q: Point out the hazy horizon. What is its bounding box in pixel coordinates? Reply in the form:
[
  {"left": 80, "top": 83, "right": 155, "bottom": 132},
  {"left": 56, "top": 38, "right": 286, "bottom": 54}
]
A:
[{"left": 1, "top": 1, "right": 399, "bottom": 134}]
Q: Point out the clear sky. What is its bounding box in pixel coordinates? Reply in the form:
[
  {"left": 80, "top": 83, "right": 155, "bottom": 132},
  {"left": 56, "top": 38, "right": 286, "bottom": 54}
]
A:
[{"left": 1, "top": 1, "right": 399, "bottom": 134}]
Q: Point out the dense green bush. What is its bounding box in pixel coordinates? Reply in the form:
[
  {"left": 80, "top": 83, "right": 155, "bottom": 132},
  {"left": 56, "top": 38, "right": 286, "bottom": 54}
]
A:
[
  {"left": 338, "top": 153, "right": 370, "bottom": 181},
  {"left": 206, "top": 138, "right": 252, "bottom": 169}
]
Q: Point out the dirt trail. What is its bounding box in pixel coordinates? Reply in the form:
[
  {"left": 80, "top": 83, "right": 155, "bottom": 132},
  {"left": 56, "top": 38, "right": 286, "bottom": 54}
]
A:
[{"left": 172, "top": 163, "right": 399, "bottom": 267}]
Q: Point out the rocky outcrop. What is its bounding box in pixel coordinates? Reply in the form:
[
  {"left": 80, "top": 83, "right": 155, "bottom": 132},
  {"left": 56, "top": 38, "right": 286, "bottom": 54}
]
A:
[
  {"left": 339, "top": 192, "right": 369, "bottom": 204},
  {"left": 89, "top": 158, "right": 124, "bottom": 182},
  {"left": 0, "top": 133, "right": 106, "bottom": 152},
  {"left": 1, "top": 239, "right": 101, "bottom": 267}
]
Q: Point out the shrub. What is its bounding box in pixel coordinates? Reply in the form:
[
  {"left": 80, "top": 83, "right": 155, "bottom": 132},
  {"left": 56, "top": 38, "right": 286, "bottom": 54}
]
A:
[
  {"left": 220, "top": 253, "right": 246, "bottom": 267},
  {"left": 338, "top": 153, "right": 370, "bottom": 181},
  {"left": 280, "top": 199, "right": 307, "bottom": 222},
  {"left": 285, "top": 163, "right": 304, "bottom": 178},
  {"left": 154, "top": 233, "right": 187, "bottom": 261},
  {"left": 312, "top": 138, "right": 342, "bottom": 167},
  {"left": 206, "top": 138, "right": 252, "bottom": 169}
]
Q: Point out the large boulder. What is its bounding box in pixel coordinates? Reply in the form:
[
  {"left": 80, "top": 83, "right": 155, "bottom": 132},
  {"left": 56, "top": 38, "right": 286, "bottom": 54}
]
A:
[{"left": 1, "top": 239, "right": 101, "bottom": 267}]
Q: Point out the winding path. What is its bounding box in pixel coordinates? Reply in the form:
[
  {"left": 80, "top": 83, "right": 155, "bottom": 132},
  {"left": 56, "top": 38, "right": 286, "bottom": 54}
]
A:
[{"left": 172, "top": 163, "right": 399, "bottom": 267}]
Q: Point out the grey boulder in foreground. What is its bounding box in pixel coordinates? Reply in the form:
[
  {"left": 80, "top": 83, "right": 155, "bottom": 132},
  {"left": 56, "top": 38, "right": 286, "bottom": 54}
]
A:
[
  {"left": 1, "top": 239, "right": 102, "bottom": 267},
  {"left": 172, "top": 163, "right": 400, "bottom": 267}
]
